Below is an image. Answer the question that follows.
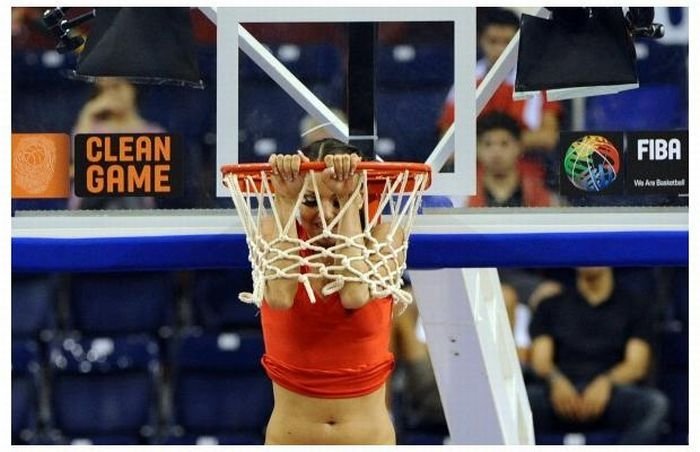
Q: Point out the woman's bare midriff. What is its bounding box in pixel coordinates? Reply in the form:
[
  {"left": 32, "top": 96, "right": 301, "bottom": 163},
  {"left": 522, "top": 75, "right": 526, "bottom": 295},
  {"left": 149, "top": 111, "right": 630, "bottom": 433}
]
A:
[{"left": 264, "top": 382, "right": 395, "bottom": 445}]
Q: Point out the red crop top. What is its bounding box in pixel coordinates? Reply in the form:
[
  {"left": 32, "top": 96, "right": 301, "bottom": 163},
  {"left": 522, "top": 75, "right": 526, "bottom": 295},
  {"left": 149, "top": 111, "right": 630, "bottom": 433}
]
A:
[{"left": 260, "top": 225, "right": 395, "bottom": 399}]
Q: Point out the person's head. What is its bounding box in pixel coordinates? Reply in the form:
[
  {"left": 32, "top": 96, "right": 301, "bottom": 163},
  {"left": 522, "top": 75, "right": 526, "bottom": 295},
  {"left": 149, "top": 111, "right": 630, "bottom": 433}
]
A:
[
  {"left": 476, "top": 112, "right": 523, "bottom": 178},
  {"left": 576, "top": 267, "right": 613, "bottom": 281},
  {"left": 89, "top": 77, "right": 139, "bottom": 117},
  {"left": 575, "top": 267, "right": 614, "bottom": 305},
  {"left": 478, "top": 8, "right": 520, "bottom": 66},
  {"left": 297, "top": 138, "right": 366, "bottom": 245},
  {"left": 299, "top": 109, "right": 348, "bottom": 147}
]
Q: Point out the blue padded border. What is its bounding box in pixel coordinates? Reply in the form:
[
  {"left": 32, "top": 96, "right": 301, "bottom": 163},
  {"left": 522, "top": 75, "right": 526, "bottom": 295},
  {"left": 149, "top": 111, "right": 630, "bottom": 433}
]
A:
[{"left": 12, "top": 231, "right": 687, "bottom": 273}]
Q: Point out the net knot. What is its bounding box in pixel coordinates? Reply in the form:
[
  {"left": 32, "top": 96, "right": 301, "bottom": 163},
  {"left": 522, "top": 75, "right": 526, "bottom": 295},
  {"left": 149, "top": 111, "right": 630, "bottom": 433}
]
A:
[
  {"left": 298, "top": 274, "right": 317, "bottom": 304},
  {"left": 322, "top": 279, "right": 344, "bottom": 296}
]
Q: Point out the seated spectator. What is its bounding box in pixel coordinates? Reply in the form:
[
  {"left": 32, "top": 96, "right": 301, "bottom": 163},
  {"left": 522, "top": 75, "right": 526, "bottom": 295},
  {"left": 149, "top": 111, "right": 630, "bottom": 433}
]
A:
[
  {"left": 527, "top": 267, "right": 669, "bottom": 444},
  {"left": 467, "top": 112, "right": 562, "bottom": 208},
  {"left": 69, "top": 77, "right": 164, "bottom": 210},
  {"left": 501, "top": 271, "right": 562, "bottom": 367},
  {"left": 437, "top": 8, "right": 562, "bottom": 154},
  {"left": 73, "top": 77, "right": 163, "bottom": 135}
]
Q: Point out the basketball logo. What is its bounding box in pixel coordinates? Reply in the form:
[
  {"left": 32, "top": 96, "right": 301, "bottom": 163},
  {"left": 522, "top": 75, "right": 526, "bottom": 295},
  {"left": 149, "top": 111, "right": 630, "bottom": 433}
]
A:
[
  {"left": 563, "top": 135, "right": 620, "bottom": 192},
  {"left": 13, "top": 135, "right": 57, "bottom": 194}
]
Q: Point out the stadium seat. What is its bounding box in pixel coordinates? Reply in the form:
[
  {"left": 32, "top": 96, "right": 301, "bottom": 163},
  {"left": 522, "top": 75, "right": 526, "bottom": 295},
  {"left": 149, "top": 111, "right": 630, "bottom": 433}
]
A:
[
  {"left": 60, "top": 435, "right": 144, "bottom": 445},
  {"left": 635, "top": 40, "right": 688, "bottom": 87},
  {"left": 657, "top": 267, "right": 689, "bottom": 444},
  {"left": 375, "top": 44, "right": 453, "bottom": 162},
  {"left": 157, "top": 432, "right": 264, "bottom": 445},
  {"left": 169, "top": 328, "right": 272, "bottom": 443},
  {"left": 671, "top": 267, "right": 688, "bottom": 327},
  {"left": 585, "top": 84, "right": 682, "bottom": 131},
  {"left": 48, "top": 335, "right": 160, "bottom": 443},
  {"left": 536, "top": 431, "right": 620, "bottom": 445},
  {"left": 239, "top": 78, "right": 307, "bottom": 161},
  {"left": 239, "top": 43, "right": 342, "bottom": 84},
  {"left": 11, "top": 50, "right": 79, "bottom": 83},
  {"left": 12, "top": 339, "right": 41, "bottom": 444},
  {"left": 11, "top": 50, "right": 89, "bottom": 134},
  {"left": 190, "top": 270, "right": 260, "bottom": 330},
  {"left": 68, "top": 272, "right": 176, "bottom": 336},
  {"left": 376, "top": 44, "right": 453, "bottom": 89},
  {"left": 238, "top": 44, "right": 344, "bottom": 163},
  {"left": 376, "top": 88, "right": 448, "bottom": 162},
  {"left": 657, "top": 328, "right": 688, "bottom": 443},
  {"left": 12, "top": 61, "right": 91, "bottom": 133},
  {"left": 12, "top": 274, "right": 58, "bottom": 339},
  {"left": 614, "top": 268, "right": 658, "bottom": 309},
  {"left": 400, "top": 431, "right": 450, "bottom": 445}
]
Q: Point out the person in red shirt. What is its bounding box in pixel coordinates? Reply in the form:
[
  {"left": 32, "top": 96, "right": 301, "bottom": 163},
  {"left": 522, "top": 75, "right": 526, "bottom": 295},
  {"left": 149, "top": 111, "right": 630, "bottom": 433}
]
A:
[
  {"left": 438, "top": 8, "right": 562, "bottom": 154},
  {"left": 468, "top": 112, "right": 561, "bottom": 208},
  {"left": 259, "top": 138, "right": 405, "bottom": 444}
]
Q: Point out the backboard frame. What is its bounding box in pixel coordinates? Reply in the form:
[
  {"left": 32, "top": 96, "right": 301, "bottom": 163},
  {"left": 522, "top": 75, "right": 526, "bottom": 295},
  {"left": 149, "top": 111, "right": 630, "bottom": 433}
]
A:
[{"left": 215, "top": 7, "right": 476, "bottom": 197}]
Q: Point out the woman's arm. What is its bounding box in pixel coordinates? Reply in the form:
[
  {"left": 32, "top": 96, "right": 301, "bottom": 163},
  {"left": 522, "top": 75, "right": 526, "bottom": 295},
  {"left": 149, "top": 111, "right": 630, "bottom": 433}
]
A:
[
  {"left": 335, "top": 192, "right": 371, "bottom": 309},
  {"left": 335, "top": 209, "right": 406, "bottom": 309},
  {"left": 604, "top": 338, "right": 652, "bottom": 384},
  {"left": 321, "top": 154, "right": 407, "bottom": 309},
  {"left": 321, "top": 153, "right": 371, "bottom": 308},
  {"left": 262, "top": 153, "right": 308, "bottom": 309},
  {"left": 370, "top": 222, "right": 406, "bottom": 280}
]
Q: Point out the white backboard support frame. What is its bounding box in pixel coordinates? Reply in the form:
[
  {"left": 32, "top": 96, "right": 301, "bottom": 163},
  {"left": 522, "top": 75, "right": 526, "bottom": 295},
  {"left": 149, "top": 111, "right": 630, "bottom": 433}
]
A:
[{"left": 215, "top": 7, "right": 476, "bottom": 197}]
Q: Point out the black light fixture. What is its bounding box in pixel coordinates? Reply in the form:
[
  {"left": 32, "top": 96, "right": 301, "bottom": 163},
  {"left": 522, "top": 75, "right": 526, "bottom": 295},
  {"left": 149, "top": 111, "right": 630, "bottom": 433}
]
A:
[
  {"left": 514, "top": 7, "right": 665, "bottom": 100},
  {"left": 43, "top": 7, "right": 204, "bottom": 89}
]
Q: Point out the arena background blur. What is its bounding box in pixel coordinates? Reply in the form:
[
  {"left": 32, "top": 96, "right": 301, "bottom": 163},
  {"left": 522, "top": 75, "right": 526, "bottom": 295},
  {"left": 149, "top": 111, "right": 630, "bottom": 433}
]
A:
[{"left": 10, "top": 7, "right": 689, "bottom": 445}]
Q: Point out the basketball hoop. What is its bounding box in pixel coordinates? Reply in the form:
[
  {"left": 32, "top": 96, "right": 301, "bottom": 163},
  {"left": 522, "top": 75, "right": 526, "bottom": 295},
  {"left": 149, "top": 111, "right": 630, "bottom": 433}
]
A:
[{"left": 221, "top": 161, "right": 432, "bottom": 311}]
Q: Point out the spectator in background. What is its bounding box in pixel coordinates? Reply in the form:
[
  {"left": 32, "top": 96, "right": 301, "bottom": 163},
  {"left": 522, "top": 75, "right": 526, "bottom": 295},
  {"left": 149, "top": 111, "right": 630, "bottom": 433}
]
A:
[
  {"left": 468, "top": 112, "right": 562, "bottom": 208},
  {"left": 73, "top": 77, "right": 163, "bottom": 135},
  {"left": 437, "top": 8, "right": 562, "bottom": 154},
  {"left": 69, "top": 77, "right": 164, "bottom": 210},
  {"left": 527, "top": 267, "right": 669, "bottom": 444}
]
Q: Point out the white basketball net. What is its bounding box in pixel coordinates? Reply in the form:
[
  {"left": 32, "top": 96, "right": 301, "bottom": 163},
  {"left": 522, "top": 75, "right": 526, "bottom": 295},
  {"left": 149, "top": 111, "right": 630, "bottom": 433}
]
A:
[{"left": 224, "top": 167, "right": 429, "bottom": 311}]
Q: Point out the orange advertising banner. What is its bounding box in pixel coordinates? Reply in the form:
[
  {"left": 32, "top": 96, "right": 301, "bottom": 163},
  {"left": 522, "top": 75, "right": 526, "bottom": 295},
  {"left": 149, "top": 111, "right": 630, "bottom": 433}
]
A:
[{"left": 12, "top": 133, "right": 71, "bottom": 198}]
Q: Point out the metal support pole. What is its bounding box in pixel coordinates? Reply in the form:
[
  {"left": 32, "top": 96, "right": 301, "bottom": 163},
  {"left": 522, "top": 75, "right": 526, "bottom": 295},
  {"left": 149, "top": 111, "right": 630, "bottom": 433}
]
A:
[{"left": 347, "top": 22, "right": 377, "bottom": 157}]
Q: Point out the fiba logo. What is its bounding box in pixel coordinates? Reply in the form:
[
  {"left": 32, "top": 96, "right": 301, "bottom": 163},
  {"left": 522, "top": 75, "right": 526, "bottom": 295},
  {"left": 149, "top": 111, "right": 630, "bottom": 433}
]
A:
[{"left": 563, "top": 135, "right": 621, "bottom": 192}]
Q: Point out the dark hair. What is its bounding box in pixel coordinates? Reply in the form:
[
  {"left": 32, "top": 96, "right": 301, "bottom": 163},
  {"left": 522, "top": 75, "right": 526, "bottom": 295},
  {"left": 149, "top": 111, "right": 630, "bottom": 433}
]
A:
[
  {"left": 87, "top": 78, "right": 141, "bottom": 107},
  {"left": 477, "top": 112, "right": 522, "bottom": 140},
  {"left": 477, "top": 8, "right": 520, "bottom": 35},
  {"left": 299, "top": 138, "right": 366, "bottom": 161},
  {"left": 299, "top": 138, "right": 369, "bottom": 228}
]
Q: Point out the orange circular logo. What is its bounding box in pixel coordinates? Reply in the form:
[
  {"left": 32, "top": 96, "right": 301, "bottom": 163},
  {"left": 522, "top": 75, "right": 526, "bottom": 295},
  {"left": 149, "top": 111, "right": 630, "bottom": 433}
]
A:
[{"left": 13, "top": 136, "right": 57, "bottom": 194}]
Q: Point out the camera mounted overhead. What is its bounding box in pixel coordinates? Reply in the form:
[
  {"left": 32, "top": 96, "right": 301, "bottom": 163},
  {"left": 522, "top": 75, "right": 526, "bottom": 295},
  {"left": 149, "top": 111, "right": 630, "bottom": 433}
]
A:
[{"left": 42, "top": 7, "right": 96, "bottom": 54}]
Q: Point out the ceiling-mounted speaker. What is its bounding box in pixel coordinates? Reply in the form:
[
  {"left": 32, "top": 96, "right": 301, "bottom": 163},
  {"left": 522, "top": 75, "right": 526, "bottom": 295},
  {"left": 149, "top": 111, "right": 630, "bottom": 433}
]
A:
[
  {"left": 515, "top": 7, "right": 638, "bottom": 101},
  {"left": 71, "top": 7, "right": 204, "bottom": 88}
]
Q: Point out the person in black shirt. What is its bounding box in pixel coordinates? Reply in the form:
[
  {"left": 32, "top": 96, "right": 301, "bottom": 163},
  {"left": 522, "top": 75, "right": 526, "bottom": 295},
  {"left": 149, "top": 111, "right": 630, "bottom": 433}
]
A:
[{"left": 527, "top": 267, "right": 668, "bottom": 444}]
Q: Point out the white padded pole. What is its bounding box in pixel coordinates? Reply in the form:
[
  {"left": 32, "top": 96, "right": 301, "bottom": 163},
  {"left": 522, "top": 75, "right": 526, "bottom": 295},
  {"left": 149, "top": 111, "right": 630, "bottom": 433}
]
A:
[{"left": 408, "top": 267, "right": 534, "bottom": 445}]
